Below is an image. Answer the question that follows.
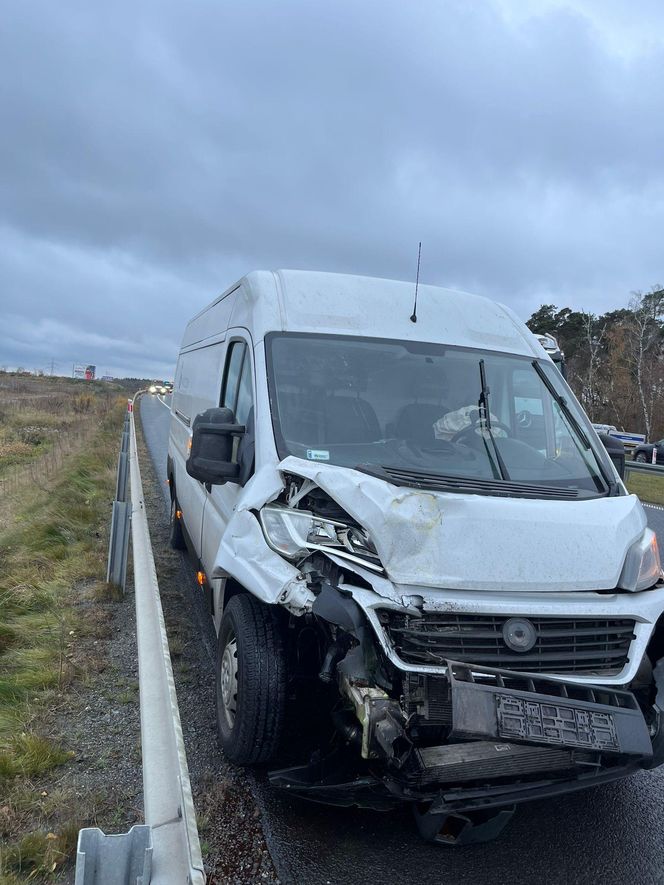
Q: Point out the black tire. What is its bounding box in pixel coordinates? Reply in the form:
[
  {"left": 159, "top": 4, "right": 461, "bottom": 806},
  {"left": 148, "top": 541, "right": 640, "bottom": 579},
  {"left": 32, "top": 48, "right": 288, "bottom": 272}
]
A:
[
  {"left": 216, "top": 594, "right": 287, "bottom": 765},
  {"left": 169, "top": 494, "right": 186, "bottom": 550},
  {"left": 635, "top": 452, "right": 648, "bottom": 463}
]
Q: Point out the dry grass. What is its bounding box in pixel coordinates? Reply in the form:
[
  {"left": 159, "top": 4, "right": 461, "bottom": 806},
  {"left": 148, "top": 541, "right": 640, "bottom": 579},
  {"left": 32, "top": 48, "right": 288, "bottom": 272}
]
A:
[
  {"left": 0, "top": 375, "right": 126, "bottom": 880},
  {"left": 0, "top": 373, "right": 124, "bottom": 494}
]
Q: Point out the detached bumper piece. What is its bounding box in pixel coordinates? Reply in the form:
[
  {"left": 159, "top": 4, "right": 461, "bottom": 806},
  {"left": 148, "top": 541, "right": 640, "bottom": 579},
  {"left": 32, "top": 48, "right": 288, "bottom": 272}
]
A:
[{"left": 446, "top": 659, "right": 652, "bottom": 758}]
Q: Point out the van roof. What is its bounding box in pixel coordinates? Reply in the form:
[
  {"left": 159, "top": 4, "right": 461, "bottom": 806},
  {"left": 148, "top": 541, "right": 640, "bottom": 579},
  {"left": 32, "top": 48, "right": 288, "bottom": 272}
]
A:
[{"left": 181, "top": 269, "right": 541, "bottom": 357}]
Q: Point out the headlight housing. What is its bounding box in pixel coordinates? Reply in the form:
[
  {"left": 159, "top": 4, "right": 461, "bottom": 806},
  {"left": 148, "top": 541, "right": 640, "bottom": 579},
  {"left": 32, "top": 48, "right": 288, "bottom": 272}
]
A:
[
  {"left": 259, "top": 505, "right": 382, "bottom": 572},
  {"left": 619, "top": 528, "right": 662, "bottom": 592}
]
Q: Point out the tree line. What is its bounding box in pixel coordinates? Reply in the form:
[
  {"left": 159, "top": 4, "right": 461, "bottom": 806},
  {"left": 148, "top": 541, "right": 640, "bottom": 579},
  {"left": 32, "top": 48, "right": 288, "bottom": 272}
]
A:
[{"left": 526, "top": 286, "right": 664, "bottom": 441}]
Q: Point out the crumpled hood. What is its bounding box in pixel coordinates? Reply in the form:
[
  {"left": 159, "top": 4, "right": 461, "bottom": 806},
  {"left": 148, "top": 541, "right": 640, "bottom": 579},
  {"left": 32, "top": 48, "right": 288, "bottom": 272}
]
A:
[{"left": 277, "top": 457, "right": 647, "bottom": 593}]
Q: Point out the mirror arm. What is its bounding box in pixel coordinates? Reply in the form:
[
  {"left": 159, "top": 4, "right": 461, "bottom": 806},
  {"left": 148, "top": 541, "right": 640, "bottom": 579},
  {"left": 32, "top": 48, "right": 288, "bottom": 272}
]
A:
[{"left": 194, "top": 422, "right": 246, "bottom": 437}]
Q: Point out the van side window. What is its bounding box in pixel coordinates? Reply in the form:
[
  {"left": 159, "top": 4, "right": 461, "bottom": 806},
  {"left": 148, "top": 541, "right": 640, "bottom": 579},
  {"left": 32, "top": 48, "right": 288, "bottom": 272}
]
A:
[{"left": 221, "top": 342, "right": 246, "bottom": 414}]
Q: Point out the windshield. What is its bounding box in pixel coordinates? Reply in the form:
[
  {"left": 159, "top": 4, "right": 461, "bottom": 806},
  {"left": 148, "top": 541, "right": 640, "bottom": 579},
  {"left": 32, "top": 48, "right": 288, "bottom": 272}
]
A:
[{"left": 265, "top": 333, "right": 612, "bottom": 499}]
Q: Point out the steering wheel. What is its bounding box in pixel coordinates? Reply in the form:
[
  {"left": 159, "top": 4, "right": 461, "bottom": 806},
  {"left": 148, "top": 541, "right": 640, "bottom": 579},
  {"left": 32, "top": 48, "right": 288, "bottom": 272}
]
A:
[
  {"left": 451, "top": 417, "right": 512, "bottom": 445},
  {"left": 516, "top": 409, "right": 533, "bottom": 429}
]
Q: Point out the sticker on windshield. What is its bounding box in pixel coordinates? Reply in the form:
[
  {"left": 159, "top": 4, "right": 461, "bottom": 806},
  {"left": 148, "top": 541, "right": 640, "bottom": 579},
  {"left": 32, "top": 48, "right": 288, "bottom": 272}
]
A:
[{"left": 306, "top": 449, "right": 330, "bottom": 461}]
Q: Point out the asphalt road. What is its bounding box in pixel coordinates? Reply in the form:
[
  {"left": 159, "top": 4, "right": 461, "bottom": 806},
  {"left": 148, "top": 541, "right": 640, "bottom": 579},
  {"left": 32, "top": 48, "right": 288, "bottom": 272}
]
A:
[{"left": 140, "top": 393, "right": 664, "bottom": 885}]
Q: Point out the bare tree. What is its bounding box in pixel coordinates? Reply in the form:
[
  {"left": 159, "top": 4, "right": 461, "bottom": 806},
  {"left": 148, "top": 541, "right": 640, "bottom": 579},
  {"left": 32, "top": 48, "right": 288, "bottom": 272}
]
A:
[
  {"left": 580, "top": 311, "right": 606, "bottom": 421},
  {"left": 625, "top": 287, "right": 664, "bottom": 440}
]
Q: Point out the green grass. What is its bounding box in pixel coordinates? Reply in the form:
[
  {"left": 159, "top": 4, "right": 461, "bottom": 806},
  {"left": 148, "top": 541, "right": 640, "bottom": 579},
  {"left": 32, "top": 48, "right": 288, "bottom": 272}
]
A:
[
  {"left": 626, "top": 470, "right": 664, "bottom": 506},
  {"left": 0, "top": 387, "right": 126, "bottom": 880}
]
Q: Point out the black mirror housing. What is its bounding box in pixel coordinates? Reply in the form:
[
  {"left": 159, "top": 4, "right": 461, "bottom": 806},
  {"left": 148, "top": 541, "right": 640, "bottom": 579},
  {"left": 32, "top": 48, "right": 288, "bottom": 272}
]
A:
[
  {"left": 186, "top": 407, "right": 245, "bottom": 485},
  {"left": 598, "top": 433, "right": 625, "bottom": 480}
]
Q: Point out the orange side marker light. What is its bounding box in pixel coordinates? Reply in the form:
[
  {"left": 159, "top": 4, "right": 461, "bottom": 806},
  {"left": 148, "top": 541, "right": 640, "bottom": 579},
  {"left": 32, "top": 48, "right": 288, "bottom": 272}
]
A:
[{"left": 197, "top": 571, "right": 206, "bottom": 586}]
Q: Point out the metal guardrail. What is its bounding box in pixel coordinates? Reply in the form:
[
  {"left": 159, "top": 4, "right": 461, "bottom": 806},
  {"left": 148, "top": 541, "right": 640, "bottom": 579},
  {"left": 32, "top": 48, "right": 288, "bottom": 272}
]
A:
[
  {"left": 78, "top": 394, "right": 205, "bottom": 885},
  {"left": 624, "top": 460, "right": 664, "bottom": 479}
]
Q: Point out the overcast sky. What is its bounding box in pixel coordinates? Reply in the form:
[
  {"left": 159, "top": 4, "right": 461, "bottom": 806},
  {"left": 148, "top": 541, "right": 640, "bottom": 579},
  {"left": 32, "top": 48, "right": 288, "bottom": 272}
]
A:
[{"left": 1, "top": 0, "right": 663, "bottom": 378}]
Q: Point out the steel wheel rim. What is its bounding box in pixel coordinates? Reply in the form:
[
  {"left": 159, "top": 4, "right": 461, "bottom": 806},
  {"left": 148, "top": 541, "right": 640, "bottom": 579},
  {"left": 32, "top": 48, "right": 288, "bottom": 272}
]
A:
[{"left": 220, "top": 634, "right": 238, "bottom": 728}]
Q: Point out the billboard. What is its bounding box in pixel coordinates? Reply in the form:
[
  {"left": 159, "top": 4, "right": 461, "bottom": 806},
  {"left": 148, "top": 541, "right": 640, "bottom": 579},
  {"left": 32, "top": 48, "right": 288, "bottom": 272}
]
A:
[
  {"left": 73, "top": 364, "right": 86, "bottom": 379},
  {"left": 85, "top": 365, "right": 96, "bottom": 381}
]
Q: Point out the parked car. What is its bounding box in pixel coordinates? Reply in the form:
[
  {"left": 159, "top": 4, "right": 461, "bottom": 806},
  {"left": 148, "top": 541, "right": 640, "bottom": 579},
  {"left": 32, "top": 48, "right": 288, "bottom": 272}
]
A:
[
  {"left": 633, "top": 440, "right": 664, "bottom": 464},
  {"left": 167, "top": 270, "right": 663, "bottom": 845}
]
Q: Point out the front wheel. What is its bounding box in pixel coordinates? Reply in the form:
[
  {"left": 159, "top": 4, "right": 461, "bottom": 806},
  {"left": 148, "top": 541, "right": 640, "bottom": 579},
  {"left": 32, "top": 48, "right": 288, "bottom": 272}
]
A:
[
  {"left": 635, "top": 452, "right": 648, "bottom": 463},
  {"left": 216, "top": 594, "right": 287, "bottom": 765}
]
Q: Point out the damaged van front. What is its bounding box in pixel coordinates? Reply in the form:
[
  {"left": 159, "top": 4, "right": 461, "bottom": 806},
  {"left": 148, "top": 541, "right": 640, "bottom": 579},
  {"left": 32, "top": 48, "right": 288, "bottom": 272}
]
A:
[{"left": 170, "top": 271, "right": 664, "bottom": 844}]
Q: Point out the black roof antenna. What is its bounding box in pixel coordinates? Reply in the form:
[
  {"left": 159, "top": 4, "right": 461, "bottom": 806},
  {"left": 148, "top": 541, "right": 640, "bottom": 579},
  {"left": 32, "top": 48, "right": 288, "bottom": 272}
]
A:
[{"left": 410, "top": 241, "right": 421, "bottom": 323}]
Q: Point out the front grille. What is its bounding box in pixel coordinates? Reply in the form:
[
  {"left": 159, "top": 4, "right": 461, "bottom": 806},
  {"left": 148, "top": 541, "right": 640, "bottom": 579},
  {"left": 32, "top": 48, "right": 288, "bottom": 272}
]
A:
[{"left": 381, "top": 611, "right": 635, "bottom": 676}]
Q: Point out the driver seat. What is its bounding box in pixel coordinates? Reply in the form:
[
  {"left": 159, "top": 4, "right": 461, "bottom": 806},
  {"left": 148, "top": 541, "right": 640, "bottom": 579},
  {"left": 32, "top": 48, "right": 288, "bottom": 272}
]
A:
[{"left": 392, "top": 402, "right": 447, "bottom": 445}]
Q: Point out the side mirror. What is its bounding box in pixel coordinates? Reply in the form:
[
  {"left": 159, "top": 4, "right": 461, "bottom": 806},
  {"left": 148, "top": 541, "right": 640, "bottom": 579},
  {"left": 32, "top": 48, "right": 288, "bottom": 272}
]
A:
[
  {"left": 186, "top": 407, "right": 245, "bottom": 485},
  {"left": 598, "top": 433, "right": 625, "bottom": 480}
]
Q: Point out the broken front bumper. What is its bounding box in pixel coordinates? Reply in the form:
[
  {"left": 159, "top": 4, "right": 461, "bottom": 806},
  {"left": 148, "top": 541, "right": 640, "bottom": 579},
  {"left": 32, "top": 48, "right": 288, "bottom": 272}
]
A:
[
  {"left": 270, "top": 659, "right": 654, "bottom": 813},
  {"left": 443, "top": 660, "right": 652, "bottom": 756}
]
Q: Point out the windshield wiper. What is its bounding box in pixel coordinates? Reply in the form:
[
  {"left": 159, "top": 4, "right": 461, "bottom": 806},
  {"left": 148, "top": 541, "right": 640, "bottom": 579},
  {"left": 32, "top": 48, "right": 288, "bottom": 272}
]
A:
[
  {"left": 531, "top": 360, "right": 617, "bottom": 496},
  {"left": 477, "top": 359, "right": 510, "bottom": 481}
]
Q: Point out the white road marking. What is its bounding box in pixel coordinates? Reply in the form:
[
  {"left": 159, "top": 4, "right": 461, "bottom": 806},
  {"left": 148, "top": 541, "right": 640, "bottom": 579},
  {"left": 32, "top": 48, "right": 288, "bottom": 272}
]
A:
[
  {"left": 155, "top": 395, "right": 172, "bottom": 411},
  {"left": 643, "top": 502, "right": 664, "bottom": 512}
]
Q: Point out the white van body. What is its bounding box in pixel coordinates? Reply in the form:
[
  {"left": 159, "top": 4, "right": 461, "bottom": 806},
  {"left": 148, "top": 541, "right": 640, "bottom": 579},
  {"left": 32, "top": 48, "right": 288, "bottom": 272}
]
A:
[{"left": 167, "top": 270, "right": 664, "bottom": 839}]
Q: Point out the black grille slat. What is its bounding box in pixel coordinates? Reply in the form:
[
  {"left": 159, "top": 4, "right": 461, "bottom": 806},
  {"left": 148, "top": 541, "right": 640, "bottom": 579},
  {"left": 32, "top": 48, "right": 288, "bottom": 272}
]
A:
[
  {"left": 396, "top": 625, "right": 634, "bottom": 639},
  {"left": 383, "top": 612, "right": 634, "bottom": 675},
  {"left": 390, "top": 631, "right": 632, "bottom": 648}
]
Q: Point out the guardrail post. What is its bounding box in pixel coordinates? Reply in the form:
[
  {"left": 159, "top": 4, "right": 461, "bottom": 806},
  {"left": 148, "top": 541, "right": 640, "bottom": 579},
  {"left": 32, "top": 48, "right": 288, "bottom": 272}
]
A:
[
  {"left": 106, "top": 500, "right": 131, "bottom": 590},
  {"left": 116, "top": 451, "right": 129, "bottom": 502},
  {"left": 75, "top": 825, "right": 152, "bottom": 885}
]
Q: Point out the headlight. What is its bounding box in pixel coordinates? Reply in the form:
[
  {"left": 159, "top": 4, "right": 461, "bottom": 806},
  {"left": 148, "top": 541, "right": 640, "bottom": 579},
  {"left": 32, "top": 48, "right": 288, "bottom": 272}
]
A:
[
  {"left": 149, "top": 386, "right": 157, "bottom": 393},
  {"left": 619, "top": 529, "right": 662, "bottom": 591},
  {"left": 259, "top": 505, "right": 382, "bottom": 572}
]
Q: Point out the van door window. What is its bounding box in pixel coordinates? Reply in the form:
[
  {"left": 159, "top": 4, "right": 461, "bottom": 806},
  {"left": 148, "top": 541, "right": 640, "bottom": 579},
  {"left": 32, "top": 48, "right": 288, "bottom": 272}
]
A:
[
  {"left": 221, "top": 341, "right": 245, "bottom": 413},
  {"left": 220, "top": 340, "right": 255, "bottom": 480},
  {"left": 235, "top": 355, "right": 253, "bottom": 425}
]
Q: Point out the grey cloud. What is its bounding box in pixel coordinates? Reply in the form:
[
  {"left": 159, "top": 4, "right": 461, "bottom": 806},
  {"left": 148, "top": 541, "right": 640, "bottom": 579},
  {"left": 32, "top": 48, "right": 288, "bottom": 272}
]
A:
[{"left": 1, "top": 0, "right": 663, "bottom": 376}]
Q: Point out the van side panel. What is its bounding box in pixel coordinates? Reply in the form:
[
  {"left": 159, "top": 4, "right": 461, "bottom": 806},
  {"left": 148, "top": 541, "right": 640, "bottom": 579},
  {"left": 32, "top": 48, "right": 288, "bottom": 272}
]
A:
[{"left": 179, "top": 285, "right": 240, "bottom": 349}]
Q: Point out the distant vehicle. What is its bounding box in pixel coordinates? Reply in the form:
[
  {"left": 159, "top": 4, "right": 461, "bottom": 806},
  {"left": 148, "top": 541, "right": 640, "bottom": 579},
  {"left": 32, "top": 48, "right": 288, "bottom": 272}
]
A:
[
  {"left": 149, "top": 381, "right": 169, "bottom": 395},
  {"left": 592, "top": 423, "right": 618, "bottom": 436},
  {"left": 593, "top": 427, "right": 646, "bottom": 454},
  {"left": 535, "top": 333, "right": 566, "bottom": 377},
  {"left": 166, "top": 269, "right": 663, "bottom": 844},
  {"left": 633, "top": 439, "right": 664, "bottom": 464}
]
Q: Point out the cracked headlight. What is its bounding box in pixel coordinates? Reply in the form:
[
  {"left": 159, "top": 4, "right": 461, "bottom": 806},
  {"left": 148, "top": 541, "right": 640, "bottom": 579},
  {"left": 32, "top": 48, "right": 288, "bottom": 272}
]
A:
[
  {"left": 259, "top": 505, "right": 383, "bottom": 572},
  {"left": 619, "top": 529, "right": 662, "bottom": 592}
]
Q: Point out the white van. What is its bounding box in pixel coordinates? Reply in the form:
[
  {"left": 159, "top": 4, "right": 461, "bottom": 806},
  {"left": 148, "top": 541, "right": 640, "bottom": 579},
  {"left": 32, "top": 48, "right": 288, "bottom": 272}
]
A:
[{"left": 167, "top": 270, "right": 664, "bottom": 844}]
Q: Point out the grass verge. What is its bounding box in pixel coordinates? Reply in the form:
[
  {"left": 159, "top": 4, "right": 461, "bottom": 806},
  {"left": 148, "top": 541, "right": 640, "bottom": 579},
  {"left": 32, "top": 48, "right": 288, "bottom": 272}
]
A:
[
  {"left": 626, "top": 470, "right": 664, "bottom": 506},
  {"left": 0, "top": 394, "right": 126, "bottom": 881}
]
